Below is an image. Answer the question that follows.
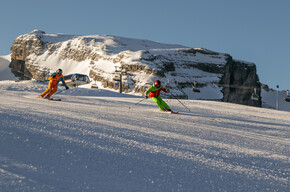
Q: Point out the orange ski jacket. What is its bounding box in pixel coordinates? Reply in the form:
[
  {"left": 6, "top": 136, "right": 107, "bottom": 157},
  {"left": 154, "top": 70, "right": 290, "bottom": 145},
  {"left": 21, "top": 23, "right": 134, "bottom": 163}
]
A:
[{"left": 48, "top": 72, "right": 68, "bottom": 87}]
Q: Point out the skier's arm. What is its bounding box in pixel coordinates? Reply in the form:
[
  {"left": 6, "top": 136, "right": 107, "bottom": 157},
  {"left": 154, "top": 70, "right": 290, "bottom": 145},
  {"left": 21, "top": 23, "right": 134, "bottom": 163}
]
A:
[
  {"left": 145, "top": 86, "right": 154, "bottom": 96},
  {"left": 48, "top": 72, "right": 57, "bottom": 80},
  {"left": 60, "top": 76, "right": 69, "bottom": 88},
  {"left": 161, "top": 87, "right": 168, "bottom": 93}
]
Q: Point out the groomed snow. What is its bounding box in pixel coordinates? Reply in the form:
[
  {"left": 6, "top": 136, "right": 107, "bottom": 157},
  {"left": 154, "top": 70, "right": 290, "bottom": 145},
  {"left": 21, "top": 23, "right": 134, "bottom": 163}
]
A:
[{"left": 0, "top": 80, "right": 289, "bottom": 191}]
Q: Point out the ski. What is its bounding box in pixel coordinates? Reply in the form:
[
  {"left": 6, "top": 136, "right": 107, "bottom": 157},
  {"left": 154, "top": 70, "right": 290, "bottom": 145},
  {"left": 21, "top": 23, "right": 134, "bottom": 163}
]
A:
[
  {"left": 162, "top": 110, "right": 178, "bottom": 114},
  {"left": 38, "top": 96, "right": 61, "bottom": 101},
  {"left": 48, "top": 98, "right": 61, "bottom": 101}
]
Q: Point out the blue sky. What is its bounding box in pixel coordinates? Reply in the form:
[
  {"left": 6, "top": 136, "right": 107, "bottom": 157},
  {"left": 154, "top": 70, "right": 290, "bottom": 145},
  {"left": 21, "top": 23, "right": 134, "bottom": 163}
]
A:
[{"left": 1, "top": 0, "right": 289, "bottom": 90}]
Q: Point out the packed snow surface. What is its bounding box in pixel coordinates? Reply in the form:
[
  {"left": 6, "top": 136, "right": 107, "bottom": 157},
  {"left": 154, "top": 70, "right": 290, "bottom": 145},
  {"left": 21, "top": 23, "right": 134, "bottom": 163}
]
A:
[{"left": 0, "top": 80, "right": 289, "bottom": 192}]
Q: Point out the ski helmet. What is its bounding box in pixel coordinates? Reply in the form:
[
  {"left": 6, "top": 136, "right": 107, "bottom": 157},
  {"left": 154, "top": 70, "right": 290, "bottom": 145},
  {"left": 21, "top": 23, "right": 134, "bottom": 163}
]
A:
[
  {"left": 154, "top": 80, "right": 161, "bottom": 86},
  {"left": 56, "top": 69, "right": 63, "bottom": 75}
]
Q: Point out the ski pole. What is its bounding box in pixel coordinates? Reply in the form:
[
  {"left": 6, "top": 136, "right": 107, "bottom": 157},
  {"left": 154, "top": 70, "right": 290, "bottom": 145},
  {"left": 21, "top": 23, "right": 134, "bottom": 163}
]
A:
[
  {"left": 169, "top": 92, "right": 192, "bottom": 112},
  {"left": 54, "top": 87, "right": 68, "bottom": 95},
  {"left": 129, "top": 98, "right": 146, "bottom": 109}
]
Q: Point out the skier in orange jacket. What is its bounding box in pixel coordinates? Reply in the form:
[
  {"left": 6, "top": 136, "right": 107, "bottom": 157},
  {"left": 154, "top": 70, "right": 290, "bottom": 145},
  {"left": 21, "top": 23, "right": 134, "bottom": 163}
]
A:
[{"left": 39, "top": 69, "right": 69, "bottom": 99}]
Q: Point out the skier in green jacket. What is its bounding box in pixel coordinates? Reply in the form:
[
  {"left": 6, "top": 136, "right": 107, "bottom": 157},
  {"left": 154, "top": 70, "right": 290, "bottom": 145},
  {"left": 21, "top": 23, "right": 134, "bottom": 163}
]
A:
[{"left": 145, "top": 80, "right": 172, "bottom": 112}]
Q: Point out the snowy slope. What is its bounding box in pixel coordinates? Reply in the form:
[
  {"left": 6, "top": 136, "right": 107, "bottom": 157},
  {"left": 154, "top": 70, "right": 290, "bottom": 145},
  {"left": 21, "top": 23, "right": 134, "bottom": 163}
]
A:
[
  {"left": 0, "top": 55, "right": 17, "bottom": 81},
  {"left": 0, "top": 80, "right": 289, "bottom": 192}
]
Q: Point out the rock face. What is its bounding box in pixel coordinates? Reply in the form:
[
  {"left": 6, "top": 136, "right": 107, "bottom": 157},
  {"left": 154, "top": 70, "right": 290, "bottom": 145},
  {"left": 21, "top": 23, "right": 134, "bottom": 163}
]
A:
[
  {"left": 9, "top": 30, "right": 261, "bottom": 107},
  {"left": 220, "top": 56, "right": 261, "bottom": 107},
  {"left": 10, "top": 30, "right": 49, "bottom": 80}
]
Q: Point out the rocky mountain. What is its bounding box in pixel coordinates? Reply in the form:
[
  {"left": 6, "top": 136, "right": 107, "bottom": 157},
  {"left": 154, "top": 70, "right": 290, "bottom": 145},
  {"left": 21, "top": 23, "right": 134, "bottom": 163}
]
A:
[{"left": 9, "top": 30, "right": 261, "bottom": 106}]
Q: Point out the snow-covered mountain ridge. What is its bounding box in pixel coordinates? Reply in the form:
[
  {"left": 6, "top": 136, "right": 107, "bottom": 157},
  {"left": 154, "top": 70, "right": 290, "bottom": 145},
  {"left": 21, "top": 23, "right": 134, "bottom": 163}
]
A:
[{"left": 9, "top": 30, "right": 260, "bottom": 106}]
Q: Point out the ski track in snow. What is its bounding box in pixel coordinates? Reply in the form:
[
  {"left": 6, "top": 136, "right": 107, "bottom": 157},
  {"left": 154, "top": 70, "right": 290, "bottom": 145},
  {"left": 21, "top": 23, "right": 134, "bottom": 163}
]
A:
[{"left": 0, "top": 83, "right": 289, "bottom": 192}]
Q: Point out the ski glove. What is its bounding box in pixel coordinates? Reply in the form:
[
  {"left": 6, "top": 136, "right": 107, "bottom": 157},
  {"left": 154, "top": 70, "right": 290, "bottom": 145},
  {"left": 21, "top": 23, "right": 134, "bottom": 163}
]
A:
[{"left": 145, "top": 95, "right": 148, "bottom": 99}]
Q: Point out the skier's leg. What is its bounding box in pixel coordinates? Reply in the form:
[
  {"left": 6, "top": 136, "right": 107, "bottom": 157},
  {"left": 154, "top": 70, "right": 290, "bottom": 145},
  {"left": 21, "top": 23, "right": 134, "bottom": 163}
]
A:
[
  {"left": 150, "top": 97, "right": 164, "bottom": 110},
  {"left": 47, "top": 85, "right": 58, "bottom": 97},
  {"left": 40, "top": 82, "right": 52, "bottom": 97},
  {"left": 157, "top": 96, "right": 170, "bottom": 110},
  {"left": 40, "top": 89, "right": 50, "bottom": 97}
]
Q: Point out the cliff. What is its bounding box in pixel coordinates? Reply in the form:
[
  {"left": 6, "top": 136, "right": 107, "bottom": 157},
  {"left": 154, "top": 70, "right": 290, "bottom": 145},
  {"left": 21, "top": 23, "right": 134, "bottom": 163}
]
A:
[{"left": 9, "top": 30, "right": 261, "bottom": 106}]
